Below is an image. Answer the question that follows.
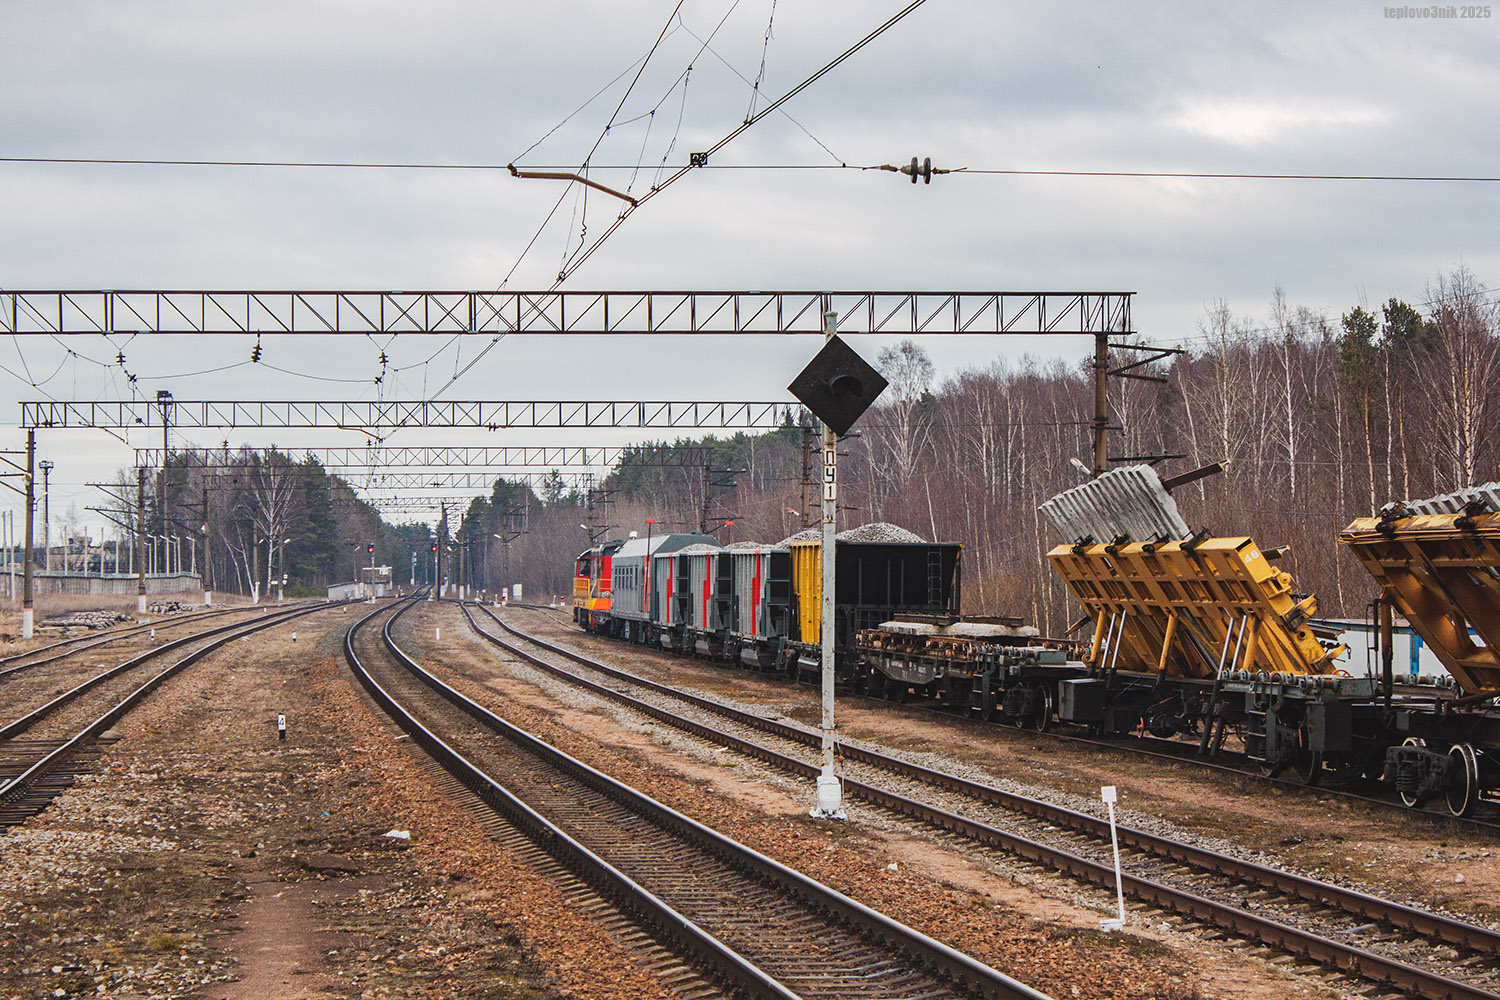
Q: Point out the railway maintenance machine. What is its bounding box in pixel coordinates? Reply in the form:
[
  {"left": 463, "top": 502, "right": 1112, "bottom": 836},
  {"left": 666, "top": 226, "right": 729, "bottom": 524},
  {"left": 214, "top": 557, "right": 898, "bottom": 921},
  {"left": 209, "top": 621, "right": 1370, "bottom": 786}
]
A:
[
  {"left": 1042, "top": 465, "right": 1353, "bottom": 784},
  {"left": 1038, "top": 466, "right": 1498, "bottom": 815},
  {"left": 1341, "top": 483, "right": 1500, "bottom": 816}
]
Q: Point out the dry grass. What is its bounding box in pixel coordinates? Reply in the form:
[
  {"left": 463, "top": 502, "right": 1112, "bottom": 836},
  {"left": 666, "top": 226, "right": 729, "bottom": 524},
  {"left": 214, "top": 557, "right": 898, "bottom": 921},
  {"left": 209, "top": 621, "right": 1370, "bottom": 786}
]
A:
[{"left": 146, "top": 931, "right": 184, "bottom": 952}]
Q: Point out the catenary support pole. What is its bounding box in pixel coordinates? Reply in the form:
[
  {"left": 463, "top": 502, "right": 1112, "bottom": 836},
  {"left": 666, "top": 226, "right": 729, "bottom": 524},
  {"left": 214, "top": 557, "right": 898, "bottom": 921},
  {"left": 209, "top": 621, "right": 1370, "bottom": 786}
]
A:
[
  {"left": 21, "top": 431, "right": 35, "bottom": 640},
  {"left": 1092, "top": 331, "right": 1108, "bottom": 477},
  {"left": 38, "top": 460, "right": 52, "bottom": 574},
  {"left": 159, "top": 391, "right": 171, "bottom": 578},
  {"left": 812, "top": 309, "right": 846, "bottom": 820},
  {"left": 135, "top": 467, "right": 147, "bottom": 614},
  {"left": 202, "top": 483, "right": 213, "bottom": 605}
]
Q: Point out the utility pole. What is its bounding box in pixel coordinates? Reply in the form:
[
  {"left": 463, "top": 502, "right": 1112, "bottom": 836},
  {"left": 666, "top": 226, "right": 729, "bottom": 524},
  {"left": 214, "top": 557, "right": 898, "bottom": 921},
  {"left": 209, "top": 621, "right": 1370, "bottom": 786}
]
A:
[
  {"left": 801, "top": 425, "right": 814, "bottom": 529},
  {"left": 1092, "top": 331, "right": 1108, "bottom": 477},
  {"left": 436, "top": 505, "right": 448, "bottom": 599},
  {"left": 22, "top": 431, "right": 35, "bottom": 639},
  {"left": 135, "top": 467, "right": 147, "bottom": 614},
  {"left": 202, "top": 482, "right": 213, "bottom": 605},
  {"left": 814, "top": 309, "right": 846, "bottom": 819},
  {"left": 38, "top": 459, "right": 53, "bottom": 574},
  {"left": 699, "top": 464, "right": 712, "bottom": 533},
  {"left": 157, "top": 390, "right": 172, "bottom": 571}
]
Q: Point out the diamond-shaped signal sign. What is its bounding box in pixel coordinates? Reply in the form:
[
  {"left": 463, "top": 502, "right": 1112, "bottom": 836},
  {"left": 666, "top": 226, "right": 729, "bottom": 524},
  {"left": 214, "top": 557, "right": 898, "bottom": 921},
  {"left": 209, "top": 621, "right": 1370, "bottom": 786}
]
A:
[{"left": 787, "top": 335, "right": 888, "bottom": 437}]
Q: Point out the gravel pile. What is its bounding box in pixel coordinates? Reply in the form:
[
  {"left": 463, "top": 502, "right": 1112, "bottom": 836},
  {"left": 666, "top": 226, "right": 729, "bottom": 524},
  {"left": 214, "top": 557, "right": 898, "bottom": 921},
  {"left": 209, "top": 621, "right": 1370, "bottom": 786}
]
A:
[
  {"left": 39, "top": 610, "right": 132, "bottom": 630},
  {"left": 675, "top": 543, "right": 722, "bottom": 554},
  {"left": 838, "top": 522, "right": 927, "bottom": 543},
  {"left": 776, "top": 523, "right": 929, "bottom": 546},
  {"left": 147, "top": 600, "right": 199, "bottom": 615}
]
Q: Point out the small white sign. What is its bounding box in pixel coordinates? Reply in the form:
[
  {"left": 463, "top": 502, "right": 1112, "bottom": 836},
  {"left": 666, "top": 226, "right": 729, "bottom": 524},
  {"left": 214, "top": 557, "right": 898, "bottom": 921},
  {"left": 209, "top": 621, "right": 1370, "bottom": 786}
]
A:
[{"left": 1100, "top": 784, "right": 1126, "bottom": 931}]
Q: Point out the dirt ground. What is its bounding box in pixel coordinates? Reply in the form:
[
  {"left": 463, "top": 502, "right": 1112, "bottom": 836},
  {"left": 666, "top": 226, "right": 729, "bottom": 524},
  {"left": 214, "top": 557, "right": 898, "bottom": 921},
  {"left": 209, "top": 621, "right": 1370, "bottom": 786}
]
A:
[{"left": 0, "top": 601, "right": 671, "bottom": 1000}]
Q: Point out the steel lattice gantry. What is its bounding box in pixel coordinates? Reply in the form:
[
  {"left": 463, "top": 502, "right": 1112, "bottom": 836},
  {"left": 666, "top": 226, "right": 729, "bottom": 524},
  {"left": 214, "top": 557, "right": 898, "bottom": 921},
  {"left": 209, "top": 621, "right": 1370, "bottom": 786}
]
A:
[
  {"left": 2, "top": 289, "right": 1132, "bottom": 338},
  {"left": 186, "top": 469, "right": 605, "bottom": 493},
  {"left": 24, "top": 400, "right": 792, "bottom": 430},
  {"left": 132, "top": 445, "right": 715, "bottom": 469}
]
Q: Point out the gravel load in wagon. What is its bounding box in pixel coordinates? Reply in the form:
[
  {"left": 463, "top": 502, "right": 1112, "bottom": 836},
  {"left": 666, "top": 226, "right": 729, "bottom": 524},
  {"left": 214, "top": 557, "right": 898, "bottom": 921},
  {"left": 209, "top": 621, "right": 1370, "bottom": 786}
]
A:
[{"left": 774, "top": 522, "right": 927, "bottom": 547}]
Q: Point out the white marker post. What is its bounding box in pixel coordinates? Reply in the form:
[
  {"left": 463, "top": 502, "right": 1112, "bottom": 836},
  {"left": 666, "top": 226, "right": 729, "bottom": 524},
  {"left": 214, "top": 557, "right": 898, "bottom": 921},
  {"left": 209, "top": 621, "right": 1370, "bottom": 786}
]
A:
[
  {"left": 1100, "top": 785, "right": 1126, "bottom": 931},
  {"left": 811, "top": 309, "right": 846, "bottom": 820},
  {"left": 277, "top": 713, "right": 287, "bottom": 742}
]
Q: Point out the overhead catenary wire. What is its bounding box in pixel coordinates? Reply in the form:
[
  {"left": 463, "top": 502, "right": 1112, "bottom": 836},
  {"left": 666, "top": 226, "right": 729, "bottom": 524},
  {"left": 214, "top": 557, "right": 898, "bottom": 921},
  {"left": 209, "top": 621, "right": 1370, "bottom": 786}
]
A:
[
  {"left": 744, "top": 0, "right": 779, "bottom": 123},
  {"left": 8, "top": 155, "right": 1497, "bottom": 184},
  {"left": 555, "top": 0, "right": 934, "bottom": 283}
]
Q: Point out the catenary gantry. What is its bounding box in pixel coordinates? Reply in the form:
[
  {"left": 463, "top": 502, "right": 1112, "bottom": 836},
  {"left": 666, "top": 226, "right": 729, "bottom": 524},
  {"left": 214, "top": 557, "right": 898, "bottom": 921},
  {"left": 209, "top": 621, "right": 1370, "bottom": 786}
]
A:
[
  {"left": 2, "top": 289, "right": 1131, "bottom": 337},
  {"left": 132, "top": 445, "right": 715, "bottom": 469},
  {"left": 23, "top": 399, "right": 792, "bottom": 430}
]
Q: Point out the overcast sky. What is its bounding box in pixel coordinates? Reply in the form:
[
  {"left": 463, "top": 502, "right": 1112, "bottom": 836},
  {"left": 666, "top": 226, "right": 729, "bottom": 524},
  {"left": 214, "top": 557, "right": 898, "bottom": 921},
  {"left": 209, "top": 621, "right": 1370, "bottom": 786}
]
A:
[{"left": 2, "top": 0, "right": 1496, "bottom": 534}]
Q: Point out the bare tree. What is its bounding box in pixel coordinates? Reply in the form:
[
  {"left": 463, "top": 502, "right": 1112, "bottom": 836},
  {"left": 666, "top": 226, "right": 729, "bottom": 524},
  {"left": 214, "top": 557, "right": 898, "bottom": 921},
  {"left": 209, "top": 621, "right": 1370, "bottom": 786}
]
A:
[
  {"left": 870, "top": 339, "right": 936, "bottom": 493},
  {"left": 244, "top": 456, "right": 299, "bottom": 600},
  {"left": 1271, "top": 287, "right": 1299, "bottom": 500},
  {"left": 1419, "top": 266, "right": 1500, "bottom": 489}
]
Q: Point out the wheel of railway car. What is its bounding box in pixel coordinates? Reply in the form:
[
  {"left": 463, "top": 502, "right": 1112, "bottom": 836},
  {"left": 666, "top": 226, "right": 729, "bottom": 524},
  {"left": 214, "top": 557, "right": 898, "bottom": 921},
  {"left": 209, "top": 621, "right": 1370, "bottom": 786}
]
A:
[
  {"left": 978, "top": 693, "right": 999, "bottom": 723},
  {"left": 1293, "top": 746, "right": 1323, "bottom": 787},
  {"left": 1445, "top": 743, "right": 1480, "bottom": 818},
  {"left": 1398, "top": 736, "right": 1428, "bottom": 808},
  {"left": 865, "top": 670, "right": 888, "bottom": 700},
  {"left": 1023, "top": 684, "right": 1055, "bottom": 731}
]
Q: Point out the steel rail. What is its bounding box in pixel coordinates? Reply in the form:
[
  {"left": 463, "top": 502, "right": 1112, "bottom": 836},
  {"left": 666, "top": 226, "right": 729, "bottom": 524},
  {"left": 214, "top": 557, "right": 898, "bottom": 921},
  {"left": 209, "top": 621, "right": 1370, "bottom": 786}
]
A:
[
  {"left": 510, "top": 606, "right": 1500, "bottom": 830},
  {"left": 0, "top": 604, "right": 319, "bottom": 740},
  {"left": 0, "top": 604, "right": 262, "bottom": 679},
  {"left": 472, "top": 605, "right": 1500, "bottom": 1000},
  {"left": 344, "top": 600, "right": 805, "bottom": 1000},
  {"left": 905, "top": 672, "right": 1500, "bottom": 831},
  {"left": 365, "top": 601, "right": 1051, "bottom": 1000},
  {"left": 0, "top": 600, "right": 351, "bottom": 809}
]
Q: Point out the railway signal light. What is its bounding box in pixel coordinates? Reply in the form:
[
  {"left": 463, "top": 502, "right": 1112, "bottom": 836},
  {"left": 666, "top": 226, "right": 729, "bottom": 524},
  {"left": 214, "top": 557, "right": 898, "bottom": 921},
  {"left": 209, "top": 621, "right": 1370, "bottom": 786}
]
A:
[
  {"left": 431, "top": 543, "right": 438, "bottom": 552},
  {"left": 367, "top": 543, "right": 375, "bottom": 554}
]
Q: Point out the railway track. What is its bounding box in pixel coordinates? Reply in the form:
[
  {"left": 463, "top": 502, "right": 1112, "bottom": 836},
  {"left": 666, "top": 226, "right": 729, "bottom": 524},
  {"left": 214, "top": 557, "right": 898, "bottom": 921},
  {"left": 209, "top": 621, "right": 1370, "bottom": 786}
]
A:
[
  {"left": 534, "top": 604, "right": 1500, "bottom": 829},
  {"left": 350, "top": 598, "right": 1050, "bottom": 1000},
  {"left": 471, "top": 603, "right": 1500, "bottom": 1000},
  {"left": 0, "top": 600, "right": 349, "bottom": 828},
  {"left": 950, "top": 701, "right": 1500, "bottom": 831},
  {"left": 0, "top": 602, "right": 261, "bottom": 681}
]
